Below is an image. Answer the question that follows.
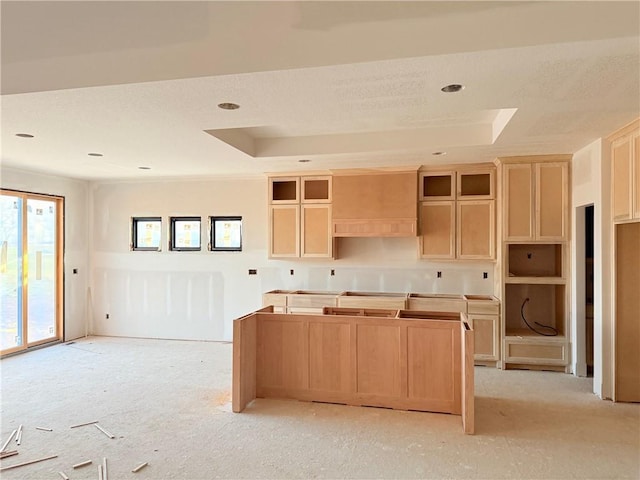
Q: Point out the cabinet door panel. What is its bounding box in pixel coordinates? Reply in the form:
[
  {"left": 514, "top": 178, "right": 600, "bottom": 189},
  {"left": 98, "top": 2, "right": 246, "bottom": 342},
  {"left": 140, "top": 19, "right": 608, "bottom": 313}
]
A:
[
  {"left": 419, "top": 201, "right": 455, "bottom": 259},
  {"left": 301, "top": 205, "right": 332, "bottom": 257},
  {"left": 504, "top": 164, "right": 534, "bottom": 241},
  {"left": 457, "top": 200, "right": 494, "bottom": 260},
  {"left": 309, "top": 321, "right": 352, "bottom": 393},
  {"left": 469, "top": 314, "right": 498, "bottom": 361},
  {"left": 356, "top": 324, "right": 403, "bottom": 397},
  {"left": 257, "top": 319, "right": 307, "bottom": 390},
  {"left": 536, "top": 162, "right": 568, "bottom": 241},
  {"left": 270, "top": 205, "right": 299, "bottom": 257},
  {"left": 612, "top": 137, "right": 632, "bottom": 221}
]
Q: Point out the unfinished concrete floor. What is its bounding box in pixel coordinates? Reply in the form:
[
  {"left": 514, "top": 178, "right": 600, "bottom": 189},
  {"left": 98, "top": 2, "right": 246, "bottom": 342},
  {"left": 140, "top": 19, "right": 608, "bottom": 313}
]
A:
[{"left": 1, "top": 336, "right": 638, "bottom": 479}]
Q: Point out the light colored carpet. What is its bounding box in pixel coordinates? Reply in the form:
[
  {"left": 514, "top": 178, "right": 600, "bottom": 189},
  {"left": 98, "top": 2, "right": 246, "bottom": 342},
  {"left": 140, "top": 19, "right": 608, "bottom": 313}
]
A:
[{"left": 1, "top": 336, "right": 638, "bottom": 479}]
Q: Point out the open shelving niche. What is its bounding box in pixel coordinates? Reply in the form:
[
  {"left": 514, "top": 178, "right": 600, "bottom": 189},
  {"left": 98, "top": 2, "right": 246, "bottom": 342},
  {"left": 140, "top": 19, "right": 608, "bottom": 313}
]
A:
[{"left": 502, "top": 242, "right": 570, "bottom": 370}]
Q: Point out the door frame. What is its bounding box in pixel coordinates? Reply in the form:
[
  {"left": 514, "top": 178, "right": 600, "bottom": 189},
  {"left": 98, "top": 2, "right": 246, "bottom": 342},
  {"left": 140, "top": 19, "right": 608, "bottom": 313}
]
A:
[{"left": 1, "top": 189, "right": 64, "bottom": 356}]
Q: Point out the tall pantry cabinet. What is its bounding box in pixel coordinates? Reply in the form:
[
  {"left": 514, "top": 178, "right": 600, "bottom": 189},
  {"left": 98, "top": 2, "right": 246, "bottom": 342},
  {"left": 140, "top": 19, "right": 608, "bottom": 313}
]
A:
[
  {"left": 608, "top": 118, "right": 640, "bottom": 402},
  {"left": 498, "top": 155, "right": 571, "bottom": 370}
]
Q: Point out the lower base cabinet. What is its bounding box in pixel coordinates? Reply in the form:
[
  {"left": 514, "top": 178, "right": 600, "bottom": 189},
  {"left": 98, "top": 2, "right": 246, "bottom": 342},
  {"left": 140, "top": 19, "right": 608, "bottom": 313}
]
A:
[
  {"left": 233, "top": 309, "right": 475, "bottom": 434},
  {"left": 503, "top": 336, "right": 569, "bottom": 370},
  {"left": 467, "top": 314, "right": 499, "bottom": 363}
]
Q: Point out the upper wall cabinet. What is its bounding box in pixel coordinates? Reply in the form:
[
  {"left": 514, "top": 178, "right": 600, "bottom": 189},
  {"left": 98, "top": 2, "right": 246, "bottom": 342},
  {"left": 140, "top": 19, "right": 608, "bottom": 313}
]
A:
[
  {"left": 269, "top": 177, "right": 300, "bottom": 204},
  {"left": 418, "top": 165, "right": 495, "bottom": 260},
  {"left": 332, "top": 171, "right": 417, "bottom": 237},
  {"left": 419, "top": 171, "right": 456, "bottom": 201},
  {"left": 419, "top": 168, "right": 494, "bottom": 202},
  {"left": 609, "top": 119, "right": 640, "bottom": 223},
  {"left": 269, "top": 175, "right": 333, "bottom": 258},
  {"left": 502, "top": 157, "right": 570, "bottom": 242}
]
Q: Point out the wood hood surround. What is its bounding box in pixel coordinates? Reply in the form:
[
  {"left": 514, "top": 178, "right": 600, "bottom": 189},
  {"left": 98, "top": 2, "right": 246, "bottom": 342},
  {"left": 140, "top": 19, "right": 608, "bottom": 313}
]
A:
[{"left": 331, "top": 169, "right": 418, "bottom": 237}]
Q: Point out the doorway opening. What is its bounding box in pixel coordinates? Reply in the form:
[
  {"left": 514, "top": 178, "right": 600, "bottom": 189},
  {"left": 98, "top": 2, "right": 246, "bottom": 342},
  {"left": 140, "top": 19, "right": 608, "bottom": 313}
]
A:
[
  {"left": 585, "top": 205, "right": 594, "bottom": 377},
  {"left": 1, "top": 190, "right": 64, "bottom": 355}
]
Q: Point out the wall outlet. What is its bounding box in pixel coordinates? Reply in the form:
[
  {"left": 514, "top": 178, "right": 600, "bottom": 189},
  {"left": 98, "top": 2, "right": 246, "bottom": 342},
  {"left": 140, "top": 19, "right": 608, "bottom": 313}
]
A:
[
  {"left": 248, "top": 269, "right": 257, "bottom": 275},
  {"left": 290, "top": 269, "right": 294, "bottom": 275},
  {"left": 437, "top": 271, "right": 442, "bottom": 278},
  {"left": 483, "top": 272, "right": 488, "bottom": 279},
  {"left": 105, "top": 313, "right": 110, "bottom": 319},
  {"left": 330, "top": 269, "right": 335, "bottom": 276}
]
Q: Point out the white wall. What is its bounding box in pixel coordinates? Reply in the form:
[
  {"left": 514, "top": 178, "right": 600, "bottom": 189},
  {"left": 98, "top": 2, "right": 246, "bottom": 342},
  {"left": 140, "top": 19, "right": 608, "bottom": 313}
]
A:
[
  {"left": 90, "top": 177, "right": 497, "bottom": 342},
  {"left": 571, "top": 139, "right": 613, "bottom": 398},
  {"left": 1, "top": 167, "right": 91, "bottom": 341}
]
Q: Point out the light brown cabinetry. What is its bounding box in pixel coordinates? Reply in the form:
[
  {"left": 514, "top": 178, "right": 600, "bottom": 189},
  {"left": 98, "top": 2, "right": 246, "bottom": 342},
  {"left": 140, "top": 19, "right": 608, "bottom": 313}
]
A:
[
  {"left": 332, "top": 171, "right": 417, "bottom": 237},
  {"left": 268, "top": 176, "right": 333, "bottom": 258},
  {"left": 457, "top": 201, "right": 495, "bottom": 259},
  {"left": 614, "top": 222, "right": 640, "bottom": 402},
  {"left": 464, "top": 295, "right": 500, "bottom": 365},
  {"left": 610, "top": 120, "right": 640, "bottom": 223},
  {"left": 499, "top": 156, "right": 571, "bottom": 370},
  {"left": 419, "top": 166, "right": 495, "bottom": 260},
  {"left": 502, "top": 244, "right": 569, "bottom": 370},
  {"left": 608, "top": 119, "right": 640, "bottom": 402},
  {"left": 418, "top": 202, "right": 455, "bottom": 258},
  {"left": 232, "top": 308, "right": 475, "bottom": 433},
  {"left": 337, "top": 291, "right": 407, "bottom": 309},
  {"left": 503, "top": 159, "right": 570, "bottom": 241}
]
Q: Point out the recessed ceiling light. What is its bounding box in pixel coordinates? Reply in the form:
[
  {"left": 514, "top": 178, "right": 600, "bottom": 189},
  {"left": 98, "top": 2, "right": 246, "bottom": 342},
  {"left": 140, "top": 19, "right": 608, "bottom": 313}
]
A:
[
  {"left": 298, "top": 159, "right": 311, "bottom": 163},
  {"left": 15, "top": 133, "right": 34, "bottom": 138},
  {"left": 88, "top": 152, "right": 103, "bottom": 157},
  {"left": 138, "top": 166, "right": 151, "bottom": 170},
  {"left": 432, "top": 151, "right": 447, "bottom": 156},
  {"left": 440, "top": 84, "right": 464, "bottom": 93},
  {"left": 218, "top": 102, "right": 240, "bottom": 110}
]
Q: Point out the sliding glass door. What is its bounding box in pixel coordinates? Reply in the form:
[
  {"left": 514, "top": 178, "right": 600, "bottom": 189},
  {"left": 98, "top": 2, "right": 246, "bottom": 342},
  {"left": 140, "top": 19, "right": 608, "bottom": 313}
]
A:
[{"left": 1, "top": 190, "right": 63, "bottom": 354}]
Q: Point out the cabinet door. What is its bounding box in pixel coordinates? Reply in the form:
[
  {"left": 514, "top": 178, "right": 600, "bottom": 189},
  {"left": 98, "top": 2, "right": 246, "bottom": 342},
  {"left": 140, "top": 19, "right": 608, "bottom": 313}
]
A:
[
  {"left": 469, "top": 314, "right": 499, "bottom": 361},
  {"left": 503, "top": 164, "right": 534, "bottom": 241},
  {"left": 419, "top": 201, "right": 455, "bottom": 259},
  {"left": 612, "top": 136, "right": 632, "bottom": 222},
  {"left": 536, "top": 162, "right": 569, "bottom": 241},
  {"left": 301, "top": 204, "right": 332, "bottom": 258},
  {"left": 633, "top": 132, "right": 640, "bottom": 220},
  {"left": 457, "top": 200, "right": 495, "bottom": 260},
  {"left": 269, "top": 205, "right": 299, "bottom": 258}
]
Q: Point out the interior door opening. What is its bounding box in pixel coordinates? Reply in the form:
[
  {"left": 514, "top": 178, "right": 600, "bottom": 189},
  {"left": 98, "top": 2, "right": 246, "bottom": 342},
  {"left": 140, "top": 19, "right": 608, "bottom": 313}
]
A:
[{"left": 585, "top": 205, "right": 594, "bottom": 377}]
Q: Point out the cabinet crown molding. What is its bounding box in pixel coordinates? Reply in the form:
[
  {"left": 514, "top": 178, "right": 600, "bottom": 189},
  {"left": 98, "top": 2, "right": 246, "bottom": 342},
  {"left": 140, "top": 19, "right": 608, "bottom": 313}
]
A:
[
  {"left": 607, "top": 117, "right": 640, "bottom": 142},
  {"left": 496, "top": 154, "right": 572, "bottom": 165}
]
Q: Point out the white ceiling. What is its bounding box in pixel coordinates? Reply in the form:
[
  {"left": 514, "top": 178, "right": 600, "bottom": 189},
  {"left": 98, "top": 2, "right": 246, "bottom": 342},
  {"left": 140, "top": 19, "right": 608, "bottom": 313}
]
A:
[{"left": 1, "top": 1, "right": 639, "bottom": 180}]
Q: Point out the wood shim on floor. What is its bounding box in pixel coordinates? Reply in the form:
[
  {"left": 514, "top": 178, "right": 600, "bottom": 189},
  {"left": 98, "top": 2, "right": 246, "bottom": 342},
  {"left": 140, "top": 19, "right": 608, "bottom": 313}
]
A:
[
  {"left": 0, "top": 430, "right": 17, "bottom": 452},
  {"left": 132, "top": 462, "right": 148, "bottom": 473},
  {"left": 94, "top": 423, "right": 115, "bottom": 439},
  {"left": 0, "top": 454, "right": 58, "bottom": 472},
  {"left": 70, "top": 421, "right": 99, "bottom": 429},
  {"left": 0, "top": 450, "right": 18, "bottom": 460}
]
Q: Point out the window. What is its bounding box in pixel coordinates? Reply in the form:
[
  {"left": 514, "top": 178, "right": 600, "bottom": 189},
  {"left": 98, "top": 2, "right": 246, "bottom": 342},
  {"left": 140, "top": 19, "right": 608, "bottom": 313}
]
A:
[
  {"left": 170, "top": 217, "right": 201, "bottom": 251},
  {"left": 210, "top": 216, "right": 242, "bottom": 251},
  {"left": 131, "top": 217, "right": 162, "bottom": 251}
]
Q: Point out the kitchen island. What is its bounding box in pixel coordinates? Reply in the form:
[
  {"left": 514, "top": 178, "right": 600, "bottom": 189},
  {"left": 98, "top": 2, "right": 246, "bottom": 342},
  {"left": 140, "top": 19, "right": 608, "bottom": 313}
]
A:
[{"left": 232, "top": 306, "right": 474, "bottom": 434}]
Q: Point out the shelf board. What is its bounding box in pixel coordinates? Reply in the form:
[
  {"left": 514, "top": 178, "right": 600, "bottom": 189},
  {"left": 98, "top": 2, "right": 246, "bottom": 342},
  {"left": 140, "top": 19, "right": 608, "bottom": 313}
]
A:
[
  {"left": 504, "top": 276, "right": 565, "bottom": 285},
  {"left": 505, "top": 329, "right": 566, "bottom": 341}
]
